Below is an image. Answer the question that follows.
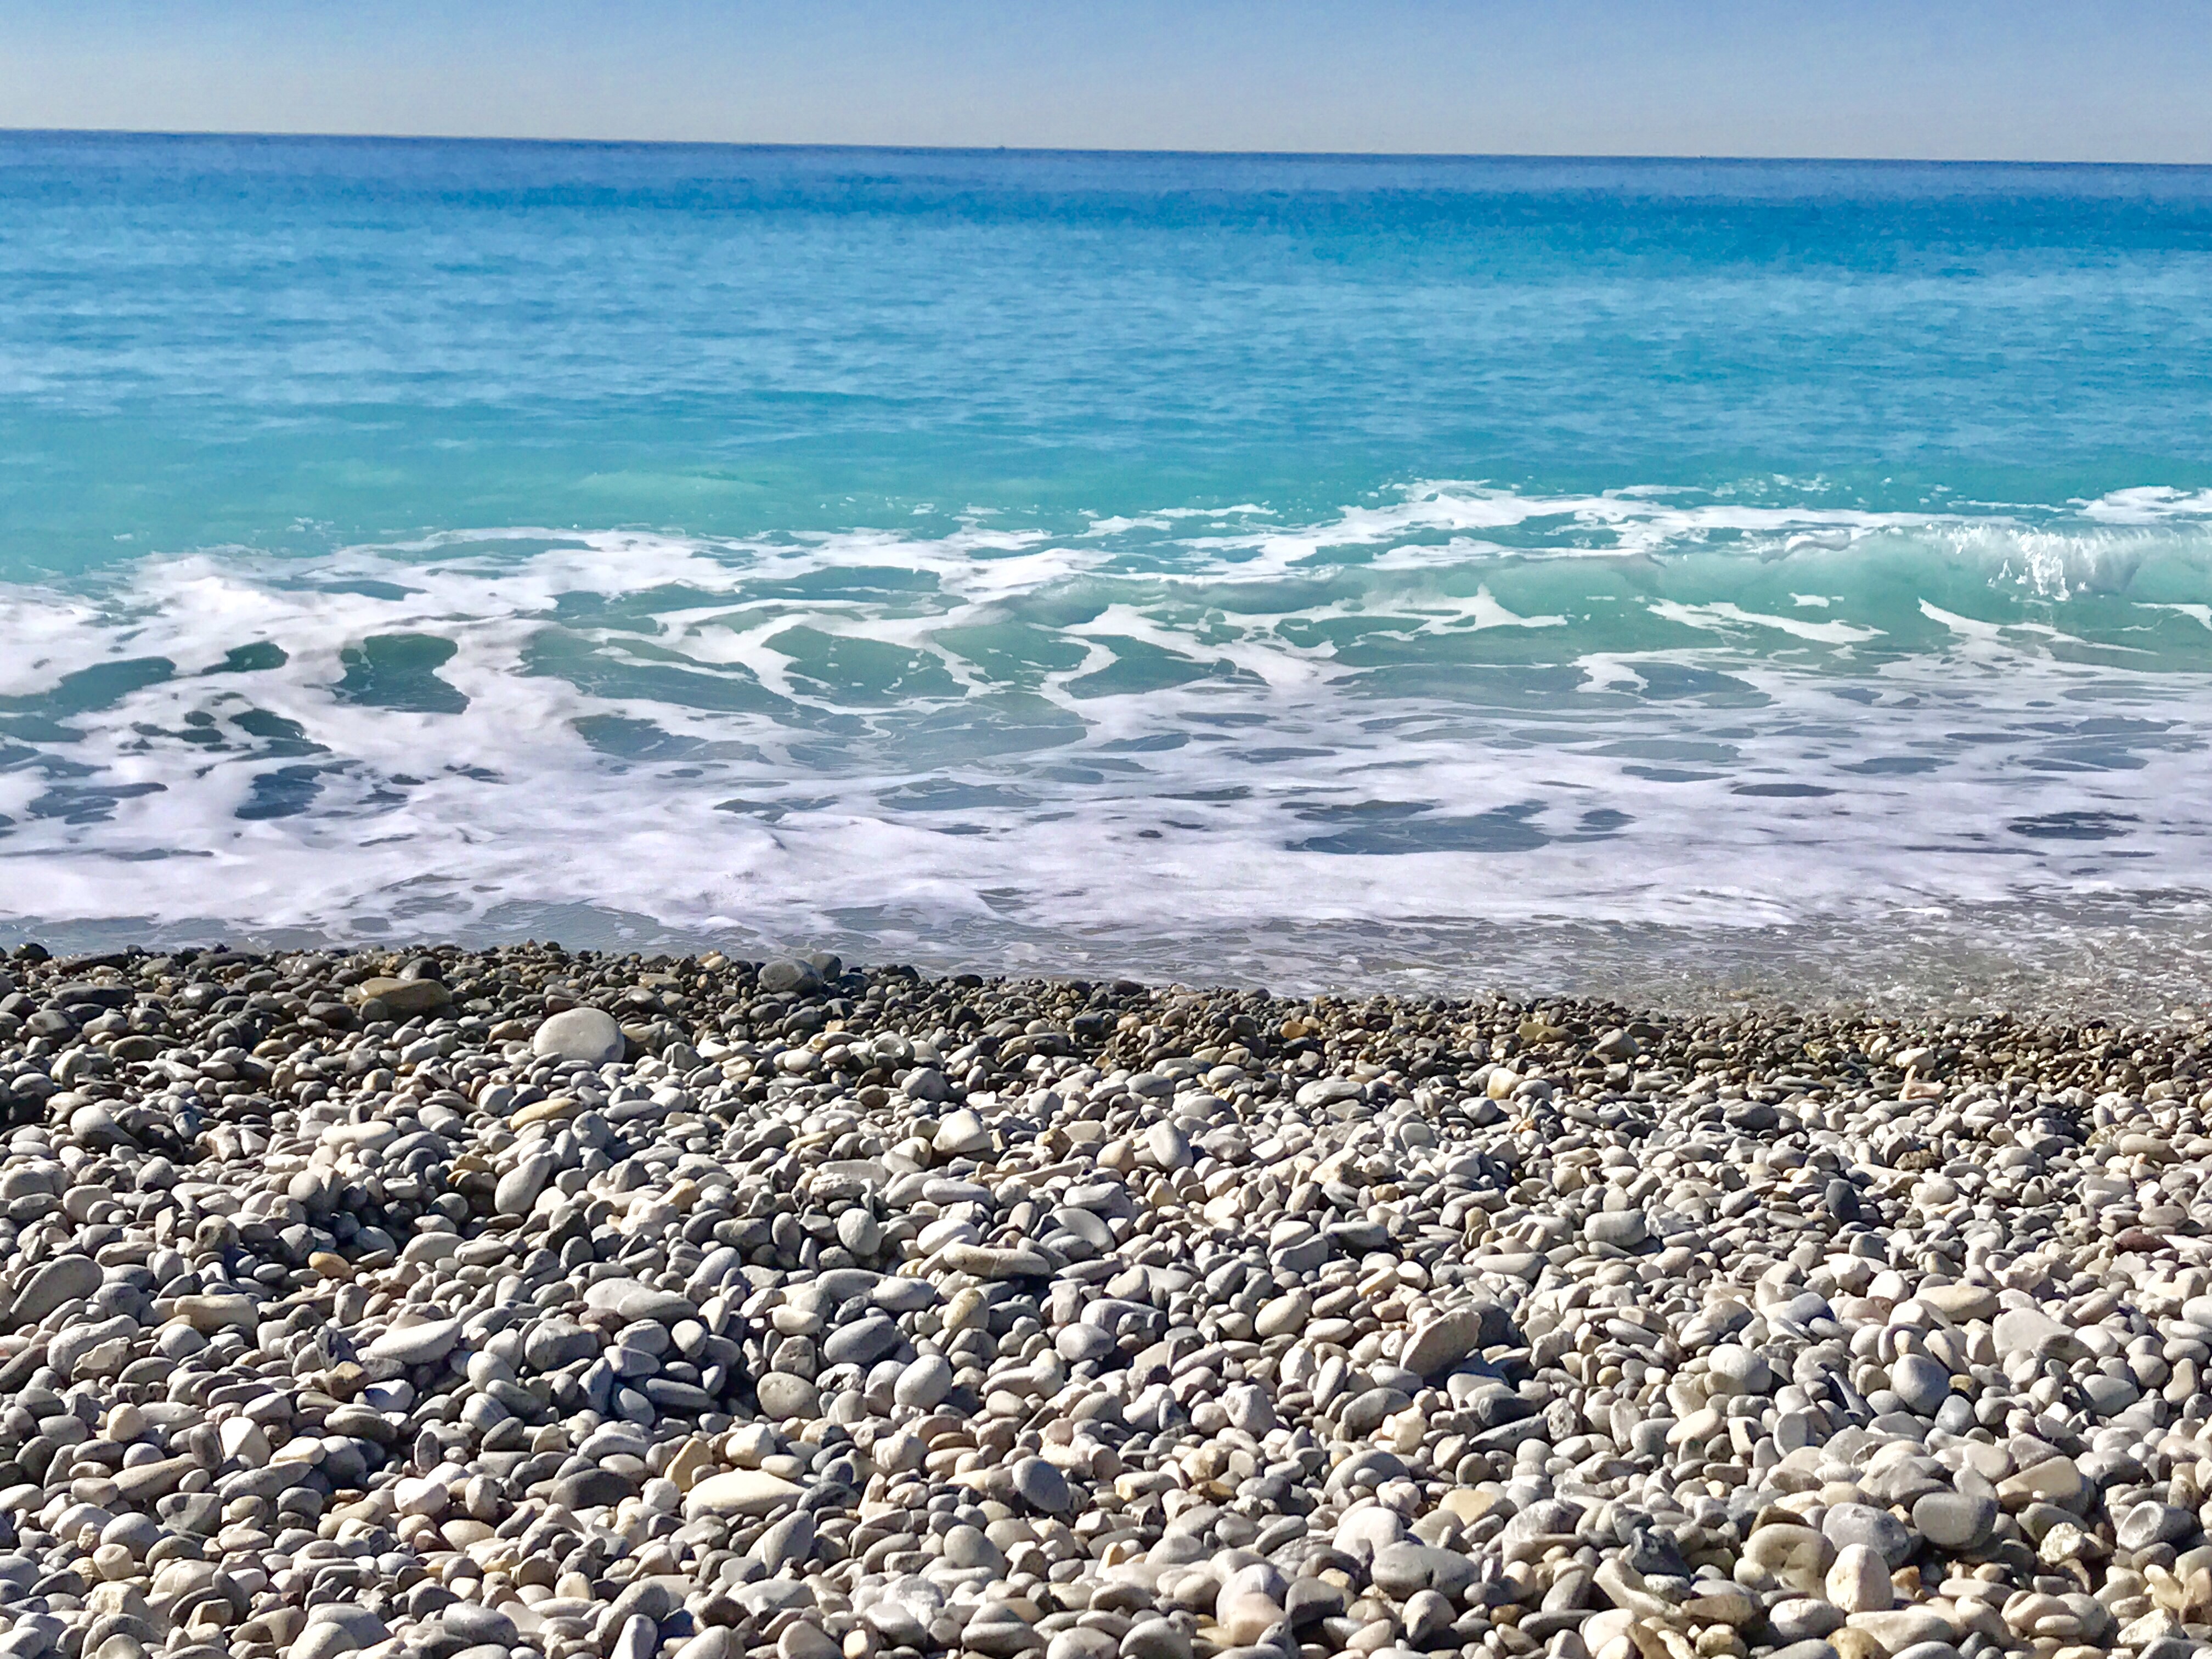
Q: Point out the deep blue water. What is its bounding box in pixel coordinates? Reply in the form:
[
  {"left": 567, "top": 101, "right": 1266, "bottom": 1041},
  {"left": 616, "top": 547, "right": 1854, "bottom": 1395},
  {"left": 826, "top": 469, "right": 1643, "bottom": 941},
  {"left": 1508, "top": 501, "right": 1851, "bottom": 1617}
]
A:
[{"left": 3, "top": 135, "right": 2211, "bottom": 1005}]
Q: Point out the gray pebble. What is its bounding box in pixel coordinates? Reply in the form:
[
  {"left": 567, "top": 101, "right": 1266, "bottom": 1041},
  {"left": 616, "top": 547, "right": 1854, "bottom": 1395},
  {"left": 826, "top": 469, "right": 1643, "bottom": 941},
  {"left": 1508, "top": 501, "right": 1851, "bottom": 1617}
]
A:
[{"left": 1011, "top": 1455, "right": 1073, "bottom": 1514}]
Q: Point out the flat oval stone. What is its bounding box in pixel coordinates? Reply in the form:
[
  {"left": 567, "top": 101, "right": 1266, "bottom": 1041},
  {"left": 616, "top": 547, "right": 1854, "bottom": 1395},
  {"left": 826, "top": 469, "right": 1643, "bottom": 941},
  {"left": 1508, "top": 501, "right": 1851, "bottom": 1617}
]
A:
[
  {"left": 822, "top": 1314, "right": 899, "bottom": 1368},
  {"left": 686, "top": 1467, "right": 804, "bottom": 1517},
  {"left": 352, "top": 976, "right": 452, "bottom": 1015},
  {"left": 584, "top": 1279, "right": 698, "bottom": 1326},
  {"left": 935, "top": 1244, "right": 1050, "bottom": 1279},
  {"left": 366, "top": 1316, "right": 463, "bottom": 1366},
  {"left": 8, "top": 1254, "right": 101, "bottom": 1325},
  {"left": 554, "top": 1466, "right": 638, "bottom": 1509}
]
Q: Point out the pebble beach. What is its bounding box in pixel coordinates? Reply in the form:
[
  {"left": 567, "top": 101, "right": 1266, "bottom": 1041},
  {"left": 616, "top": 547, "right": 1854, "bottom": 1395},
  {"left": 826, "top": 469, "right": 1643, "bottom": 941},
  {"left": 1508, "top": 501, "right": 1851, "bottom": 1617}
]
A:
[{"left": 0, "top": 943, "right": 2205, "bottom": 1659}]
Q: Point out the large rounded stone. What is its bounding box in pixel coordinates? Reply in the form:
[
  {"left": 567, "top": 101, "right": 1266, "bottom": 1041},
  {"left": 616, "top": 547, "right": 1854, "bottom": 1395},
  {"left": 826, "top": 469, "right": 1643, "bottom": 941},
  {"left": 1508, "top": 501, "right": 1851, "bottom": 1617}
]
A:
[
  {"left": 757, "top": 958, "right": 822, "bottom": 995},
  {"left": 1055, "top": 1324, "right": 1116, "bottom": 1364},
  {"left": 2117, "top": 1500, "right": 2197, "bottom": 1551},
  {"left": 1255, "top": 1291, "right": 1312, "bottom": 1339},
  {"left": 439, "top": 1604, "right": 520, "bottom": 1648},
  {"left": 1825, "top": 1544, "right": 1891, "bottom": 1613},
  {"left": 894, "top": 1353, "right": 953, "bottom": 1409},
  {"left": 1011, "top": 1456, "right": 1073, "bottom": 1514},
  {"left": 523, "top": 1318, "right": 599, "bottom": 1372},
  {"left": 756, "top": 1373, "right": 821, "bottom": 1420},
  {"left": 532, "top": 1007, "right": 625, "bottom": 1065},
  {"left": 1888, "top": 1351, "right": 1951, "bottom": 1417},
  {"left": 495, "top": 1148, "right": 556, "bottom": 1216},
  {"left": 1120, "top": 1621, "right": 1192, "bottom": 1659},
  {"left": 1821, "top": 1503, "right": 1912, "bottom": 1569},
  {"left": 1584, "top": 1209, "right": 1648, "bottom": 1249},
  {"left": 1707, "top": 1344, "right": 1773, "bottom": 1396},
  {"left": 1912, "top": 1491, "right": 1997, "bottom": 1553}
]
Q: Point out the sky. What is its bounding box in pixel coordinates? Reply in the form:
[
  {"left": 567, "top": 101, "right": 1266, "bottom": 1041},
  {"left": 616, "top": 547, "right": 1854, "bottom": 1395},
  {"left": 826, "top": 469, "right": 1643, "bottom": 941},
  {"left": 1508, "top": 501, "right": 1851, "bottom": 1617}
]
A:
[{"left": 2, "top": 0, "right": 2208, "bottom": 163}]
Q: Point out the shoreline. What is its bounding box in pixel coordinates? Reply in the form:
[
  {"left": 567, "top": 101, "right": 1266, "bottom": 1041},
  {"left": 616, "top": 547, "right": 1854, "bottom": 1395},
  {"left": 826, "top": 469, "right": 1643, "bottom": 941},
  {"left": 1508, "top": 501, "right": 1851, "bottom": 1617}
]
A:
[
  {"left": 0, "top": 939, "right": 2202, "bottom": 1659},
  {"left": 9, "top": 900, "right": 2212, "bottom": 1025}
]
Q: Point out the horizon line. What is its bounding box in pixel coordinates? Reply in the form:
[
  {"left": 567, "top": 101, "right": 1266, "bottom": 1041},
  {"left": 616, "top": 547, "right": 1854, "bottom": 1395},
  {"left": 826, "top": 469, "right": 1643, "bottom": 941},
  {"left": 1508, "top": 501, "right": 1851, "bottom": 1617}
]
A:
[{"left": 4, "top": 127, "right": 2209, "bottom": 171}]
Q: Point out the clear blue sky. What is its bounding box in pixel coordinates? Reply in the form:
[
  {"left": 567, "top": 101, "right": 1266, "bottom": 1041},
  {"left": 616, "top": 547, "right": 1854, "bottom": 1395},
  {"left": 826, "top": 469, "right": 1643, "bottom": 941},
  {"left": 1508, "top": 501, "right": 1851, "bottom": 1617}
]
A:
[{"left": 4, "top": 0, "right": 2207, "bottom": 162}]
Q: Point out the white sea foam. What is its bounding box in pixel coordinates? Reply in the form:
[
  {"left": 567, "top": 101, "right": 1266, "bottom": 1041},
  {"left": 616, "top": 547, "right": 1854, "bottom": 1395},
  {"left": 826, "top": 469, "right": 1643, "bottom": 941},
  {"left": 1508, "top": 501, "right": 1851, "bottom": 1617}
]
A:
[
  {"left": 1645, "top": 600, "right": 1884, "bottom": 645},
  {"left": 3, "top": 481, "right": 2211, "bottom": 996}
]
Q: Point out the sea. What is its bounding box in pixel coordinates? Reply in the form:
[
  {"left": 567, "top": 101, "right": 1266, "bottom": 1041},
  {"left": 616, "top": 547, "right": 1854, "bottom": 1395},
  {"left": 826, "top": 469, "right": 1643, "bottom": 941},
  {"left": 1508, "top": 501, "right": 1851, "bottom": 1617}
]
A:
[{"left": 3, "top": 134, "right": 2211, "bottom": 1012}]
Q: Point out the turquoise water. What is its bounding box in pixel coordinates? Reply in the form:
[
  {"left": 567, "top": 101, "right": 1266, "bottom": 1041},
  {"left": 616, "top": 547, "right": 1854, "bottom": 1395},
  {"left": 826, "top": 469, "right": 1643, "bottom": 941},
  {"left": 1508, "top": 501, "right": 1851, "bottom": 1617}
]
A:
[{"left": 5, "top": 135, "right": 2212, "bottom": 1003}]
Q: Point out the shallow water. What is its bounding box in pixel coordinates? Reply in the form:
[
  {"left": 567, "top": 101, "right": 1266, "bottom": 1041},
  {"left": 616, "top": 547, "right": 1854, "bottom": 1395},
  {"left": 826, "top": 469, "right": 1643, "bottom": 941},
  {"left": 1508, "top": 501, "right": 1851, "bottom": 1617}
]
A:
[{"left": 4, "top": 137, "right": 2211, "bottom": 1010}]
